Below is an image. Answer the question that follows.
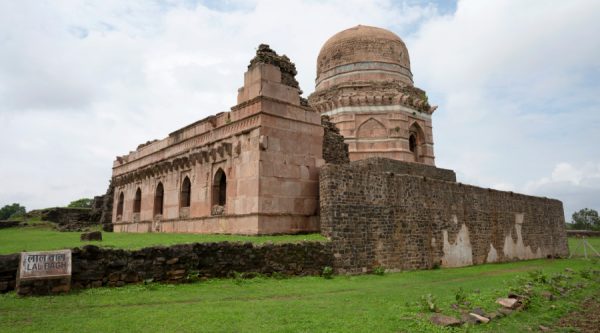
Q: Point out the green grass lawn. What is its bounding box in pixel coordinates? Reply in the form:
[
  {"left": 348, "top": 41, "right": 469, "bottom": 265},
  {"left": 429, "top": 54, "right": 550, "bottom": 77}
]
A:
[
  {"left": 0, "top": 258, "right": 598, "bottom": 332},
  {"left": 1, "top": 225, "right": 599, "bottom": 332},
  {"left": 0, "top": 224, "right": 326, "bottom": 255},
  {"left": 567, "top": 237, "right": 600, "bottom": 257}
]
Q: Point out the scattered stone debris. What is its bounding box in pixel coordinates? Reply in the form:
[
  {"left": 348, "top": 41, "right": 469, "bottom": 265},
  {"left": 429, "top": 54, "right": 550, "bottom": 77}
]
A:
[
  {"left": 557, "top": 295, "right": 600, "bottom": 333},
  {"left": 430, "top": 314, "right": 461, "bottom": 327},
  {"left": 426, "top": 268, "right": 598, "bottom": 330},
  {"left": 497, "top": 297, "right": 519, "bottom": 309},
  {"left": 468, "top": 313, "right": 490, "bottom": 324},
  {"left": 460, "top": 313, "right": 479, "bottom": 325},
  {"left": 470, "top": 307, "right": 487, "bottom": 317},
  {"left": 541, "top": 291, "right": 555, "bottom": 301},
  {"left": 80, "top": 231, "right": 102, "bottom": 241},
  {"left": 498, "top": 308, "right": 513, "bottom": 316}
]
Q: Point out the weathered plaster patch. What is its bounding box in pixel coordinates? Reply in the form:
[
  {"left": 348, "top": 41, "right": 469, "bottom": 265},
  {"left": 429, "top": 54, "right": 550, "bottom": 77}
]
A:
[
  {"left": 486, "top": 243, "right": 498, "bottom": 263},
  {"left": 451, "top": 214, "right": 458, "bottom": 225},
  {"left": 442, "top": 223, "right": 473, "bottom": 267},
  {"left": 515, "top": 213, "right": 524, "bottom": 224},
  {"left": 503, "top": 213, "right": 543, "bottom": 260}
]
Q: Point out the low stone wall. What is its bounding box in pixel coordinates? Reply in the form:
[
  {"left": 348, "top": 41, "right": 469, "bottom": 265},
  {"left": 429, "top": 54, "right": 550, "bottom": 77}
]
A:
[
  {"left": 320, "top": 159, "right": 569, "bottom": 273},
  {"left": 0, "top": 253, "right": 19, "bottom": 292},
  {"left": 567, "top": 230, "right": 600, "bottom": 238},
  {"left": 0, "top": 221, "right": 22, "bottom": 229},
  {"left": 0, "top": 241, "right": 332, "bottom": 294},
  {"left": 348, "top": 157, "right": 457, "bottom": 182}
]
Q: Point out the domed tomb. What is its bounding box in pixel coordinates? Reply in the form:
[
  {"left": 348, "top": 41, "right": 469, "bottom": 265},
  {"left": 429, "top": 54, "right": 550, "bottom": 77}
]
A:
[
  {"left": 308, "top": 25, "right": 437, "bottom": 165},
  {"left": 316, "top": 25, "right": 413, "bottom": 91}
]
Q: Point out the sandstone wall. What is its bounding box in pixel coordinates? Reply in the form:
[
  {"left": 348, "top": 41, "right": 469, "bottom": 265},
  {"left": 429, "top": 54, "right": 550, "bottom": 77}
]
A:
[
  {"left": 111, "top": 51, "right": 323, "bottom": 235},
  {"left": 320, "top": 159, "right": 569, "bottom": 273},
  {"left": 0, "top": 242, "right": 332, "bottom": 294}
]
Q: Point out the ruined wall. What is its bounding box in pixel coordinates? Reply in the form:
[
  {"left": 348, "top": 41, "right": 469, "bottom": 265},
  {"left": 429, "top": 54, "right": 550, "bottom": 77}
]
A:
[
  {"left": 0, "top": 242, "right": 332, "bottom": 294},
  {"left": 39, "top": 207, "right": 97, "bottom": 232},
  {"left": 98, "top": 181, "right": 114, "bottom": 232},
  {"left": 321, "top": 115, "right": 350, "bottom": 164},
  {"left": 320, "top": 159, "right": 569, "bottom": 273}
]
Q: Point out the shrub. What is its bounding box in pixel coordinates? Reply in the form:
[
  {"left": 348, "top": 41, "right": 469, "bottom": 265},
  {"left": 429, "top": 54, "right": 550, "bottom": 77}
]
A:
[
  {"left": 186, "top": 270, "right": 200, "bottom": 282},
  {"left": 528, "top": 269, "right": 548, "bottom": 284},
  {"left": 579, "top": 268, "right": 592, "bottom": 280},
  {"left": 322, "top": 266, "right": 334, "bottom": 279},
  {"left": 67, "top": 198, "right": 93, "bottom": 208},
  {"left": 373, "top": 266, "right": 385, "bottom": 276},
  {"left": 419, "top": 294, "right": 439, "bottom": 312},
  {"left": 454, "top": 287, "right": 467, "bottom": 304}
]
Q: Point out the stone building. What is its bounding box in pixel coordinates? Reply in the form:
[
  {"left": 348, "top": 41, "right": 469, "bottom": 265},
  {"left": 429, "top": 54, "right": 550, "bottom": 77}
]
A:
[
  {"left": 110, "top": 26, "right": 567, "bottom": 270},
  {"left": 308, "top": 25, "right": 435, "bottom": 164},
  {"left": 111, "top": 45, "right": 324, "bottom": 234}
]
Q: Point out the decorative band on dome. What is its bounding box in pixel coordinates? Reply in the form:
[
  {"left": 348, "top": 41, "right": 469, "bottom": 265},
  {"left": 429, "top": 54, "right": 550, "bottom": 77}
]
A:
[{"left": 316, "top": 61, "right": 413, "bottom": 90}]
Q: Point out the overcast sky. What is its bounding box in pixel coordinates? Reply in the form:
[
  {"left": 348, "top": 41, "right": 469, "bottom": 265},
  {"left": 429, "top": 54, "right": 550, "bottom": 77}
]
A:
[{"left": 1, "top": 0, "right": 599, "bottom": 220}]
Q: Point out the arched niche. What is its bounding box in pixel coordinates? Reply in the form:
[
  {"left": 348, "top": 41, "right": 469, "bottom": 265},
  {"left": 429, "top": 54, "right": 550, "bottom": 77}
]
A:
[
  {"left": 133, "top": 188, "right": 142, "bottom": 213},
  {"left": 180, "top": 177, "right": 191, "bottom": 208},
  {"left": 154, "top": 182, "right": 164, "bottom": 216},
  {"left": 357, "top": 118, "right": 387, "bottom": 139},
  {"left": 212, "top": 168, "right": 227, "bottom": 208},
  {"left": 116, "top": 192, "right": 124, "bottom": 220}
]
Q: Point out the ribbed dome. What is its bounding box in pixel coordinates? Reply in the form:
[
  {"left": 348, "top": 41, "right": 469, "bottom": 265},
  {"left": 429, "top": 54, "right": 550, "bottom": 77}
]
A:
[{"left": 315, "top": 25, "right": 413, "bottom": 90}]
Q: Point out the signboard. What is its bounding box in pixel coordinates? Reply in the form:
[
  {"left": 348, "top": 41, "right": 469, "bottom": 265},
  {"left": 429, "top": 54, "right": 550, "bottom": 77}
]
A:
[{"left": 19, "top": 250, "right": 72, "bottom": 280}]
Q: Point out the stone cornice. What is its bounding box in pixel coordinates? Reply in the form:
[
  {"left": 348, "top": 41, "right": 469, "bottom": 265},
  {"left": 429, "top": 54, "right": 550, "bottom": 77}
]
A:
[
  {"left": 113, "top": 141, "right": 235, "bottom": 187},
  {"left": 308, "top": 80, "right": 435, "bottom": 114}
]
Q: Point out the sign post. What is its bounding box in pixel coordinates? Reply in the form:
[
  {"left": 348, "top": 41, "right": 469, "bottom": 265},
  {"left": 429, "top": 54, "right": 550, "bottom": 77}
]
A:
[{"left": 17, "top": 250, "right": 72, "bottom": 296}]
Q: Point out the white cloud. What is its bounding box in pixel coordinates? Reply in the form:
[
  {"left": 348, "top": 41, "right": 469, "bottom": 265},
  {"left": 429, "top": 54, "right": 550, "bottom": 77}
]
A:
[
  {"left": 408, "top": 0, "right": 600, "bottom": 218},
  {"left": 0, "top": 0, "right": 440, "bottom": 209},
  {"left": 523, "top": 162, "right": 600, "bottom": 218}
]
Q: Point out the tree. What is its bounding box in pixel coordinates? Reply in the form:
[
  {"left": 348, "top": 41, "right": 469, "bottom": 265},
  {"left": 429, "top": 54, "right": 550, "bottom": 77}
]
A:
[
  {"left": 67, "top": 198, "right": 93, "bottom": 209},
  {"left": 0, "top": 203, "right": 26, "bottom": 220},
  {"left": 571, "top": 208, "right": 600, "bottom": 231}
]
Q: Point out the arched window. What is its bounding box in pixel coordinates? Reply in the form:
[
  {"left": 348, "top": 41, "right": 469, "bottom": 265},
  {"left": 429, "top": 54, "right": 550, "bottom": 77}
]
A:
[
  {"left": 212, "top": 168, "right": 227, "bottom": 206},
  {"left": 133, "top": 188, "right": 142, "bottom": 213},
  {"left": 116, "top": 192, "right": 124, "bottom": 217},
  {"left": 180, "top": 177, "right": 191, "bottom": 208},
  {"left": 154, "top": 182, "right": 164, "bottom": 216},
  {"left": 408, "top": 122, "right": 424, "bottom": 163},
  {"left": 409, "top": 134, "right": 417, "bottom": 154}
]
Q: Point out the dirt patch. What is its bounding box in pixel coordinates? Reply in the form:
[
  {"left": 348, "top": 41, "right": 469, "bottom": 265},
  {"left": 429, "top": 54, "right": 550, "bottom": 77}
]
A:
[{"left": 557, "top": 295, "right": 600, "bottom": 333}]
